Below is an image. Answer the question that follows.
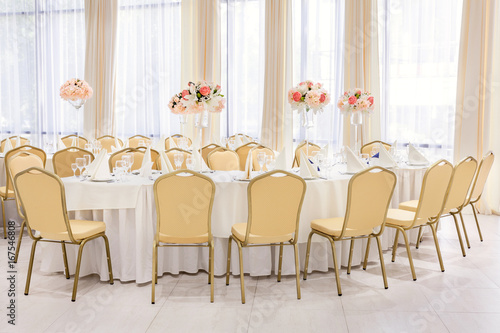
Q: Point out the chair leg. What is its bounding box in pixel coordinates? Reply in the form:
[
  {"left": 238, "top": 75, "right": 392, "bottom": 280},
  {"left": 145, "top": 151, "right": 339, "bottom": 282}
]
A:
[
  {"left": 210, "top": 242, "right": 215, "bottom": 302},
  {"left": 277, "top": 242, "right": 284, "bottom": 282},
  {"left": 152, "top": 241, "right": 157, "bottom": 304},
  {"left": 328, "top": 238, "right": 342, "bottom": 296},
  {"left": 1, "top": 197, "right": 6, "bottom": 239},
  {"left": 347, "top": 239, "right": 355, "bottom": 274},
  {"left": 225, "top": 237, "right": 233, "bottom": 286},
  {"left": 293, "top": 243, "right": 301, "bottom": 300},
  {"left": 415, "top": 226, "right": 423, "bottom": 249},
  {"left": 363, "top": 237, "right": 371, "bottom": 270},
  {"left": 208, "top": 243, "right": 212, "bottom": 285},
  {"left": 391, "top": 228, "right": 400, "bottom": 262},
  {"left": 14, "top": 220, "right": 25, "bottom": 263},
  {"left": 24, "top": 240, "right": 38, "bottom": 296},
  {"left": 470, "top": 203, "right": 483, "bottom": 241},
  {"left": 303, "top": 232, "right": 314, "bottom": 280},
  {"left": 102, "top": 235, "right": 114, "bottom": 284},
  {"left": 451, "top": 214, "right": 466, "bottom": 257},
  {"left": 375, "top": 236, "right": 388, "bottom": 289},
  {"left": 72, "top": 239, "right": 90, "bottom": 302},
  {"left": 61, "top": 242, "right": 70, "bottom": 279},
  {"left": 459, "top": 212, "right": 471, "bottom": 249},
  {"left": 429, "top": 224, "right": 445, "bottom": 272},
  {"left": 399, "top": 227, "right": 417, "bottom": 281},
  {"left": 236, "top": 240, "right": 245, "bottom": 304}
]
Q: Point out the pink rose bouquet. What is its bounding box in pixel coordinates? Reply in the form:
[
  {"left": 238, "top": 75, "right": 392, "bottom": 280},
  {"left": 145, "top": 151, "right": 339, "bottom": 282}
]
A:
[
  {"left": 59, "top": 78, "right": 93, "bottom": 101},
  {"left": 169, "top": 81, "right": 225, "bottom": 114},
  {"left": 288, "top": 80, "right": 330, "bottom": 113},
  {"left": 337, "top": 88, "right": 375, "bottom": 114}
]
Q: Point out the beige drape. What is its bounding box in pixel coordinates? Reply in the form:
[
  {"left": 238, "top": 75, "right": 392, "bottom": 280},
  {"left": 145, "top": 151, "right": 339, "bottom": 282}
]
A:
[
  {"left": 181, "top": 0, "right": 221, "bottom": 147},
  {"left": 455, "top": 0, "right": 500, "bottom": 214},
  {"left": 83, "top": 0, "right": 118, "bottom": 139},
  {"left": 343, "top": 0, "right": 381, "bottom": 149},
  {"left": 260, "top": 0, "right": 293, "bottom": 161}
]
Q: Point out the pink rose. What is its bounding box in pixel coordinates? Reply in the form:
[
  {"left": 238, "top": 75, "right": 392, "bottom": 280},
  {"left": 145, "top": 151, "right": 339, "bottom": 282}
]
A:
[
  {"left": 199, "top": 86, "right": 211, "bottom": 96},
  {"left": 181, "top": 90, "right": 189, "bottom": 99},
  {"left": 368, "top": 96, "right": 374, "bottom": 105},
  {"left": 307, "top": 81, "right": 313, "bottom": 87},
  {"left": 356, "top": 90, "right": 361, "bottom": 95},
  {"left": 319, "top": 94, "right": 326, "bottom": 103},
  {"left": 348, "top": 96, "right": 357, "bottom": 105},
  {"left": 293, "top": 91, "right": 302, "bottom": 102}
]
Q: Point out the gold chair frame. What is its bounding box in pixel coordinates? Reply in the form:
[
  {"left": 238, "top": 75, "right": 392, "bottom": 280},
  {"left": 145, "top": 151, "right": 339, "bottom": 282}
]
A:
[
  {"left": 200, "top": 143, "right": 222, "bottom": 165},
  {"left": 293, "top": 141, "right": 321, "bottom": 167},
  {"left": 52, "top": 147, "right": 94, "bottom": 177},
  {"left": 164, "top": 148, "right": 192, "bottom": 170},
  {"left": 360, "top": 140, "right": 392, "bottom": 155},
  {"left": 97, "top": 135, "right": 123, "bottom": 152},
  {"left": 165, "top": 134, "right": 193, "bottom": 149},
  {"left": 234, "top": 142, "right": 261, "bottom": 171},
  {"left": 128, "top": 135, "right": 152, "bottom": 148},
  {"left": 0, "top": 136, "right": 29, "bottom": 152},
  {"left": 207, "top": 147, "right": 239, "bottom": 171},
  {"left": 61, "top": 134, "right": 88, "bottom": 149}
]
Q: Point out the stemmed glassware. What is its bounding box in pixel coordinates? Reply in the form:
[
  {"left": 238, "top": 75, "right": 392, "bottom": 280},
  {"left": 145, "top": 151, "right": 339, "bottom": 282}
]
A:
[
  {"left": 186, "top": 156, "right": 194, "bottom": 170},
  {"left": 178, "top": 137, "right": 189, "bottom": 150},
  {"left": 122, "top": 155, "right": 132, "bottom": 175},
  {"left": 174, "top": 153, "right": 184, "bottom": 170},
  {"left": 125, "top": 152, "right": 134, "bottom": 172},
  {"left": 115, "top": 160, "right": 127, "bottom": 181},
  {"left": 83, "top": 154, "right": 91, "bottom": 176},
  {"left": 265, "top": 155, "right": 275, "bottom": 171},
  {"left": 71, "top": 163, "right": 78, "bottom": 178},
  {"left": 138, "top": 140, "right": 146, "bottom": 148},
  {"left": 257, "top": 152, "right": 266, "bottom": 173},
  {"left": 75, "top": 158, "right": 85, "bottom": 179}
]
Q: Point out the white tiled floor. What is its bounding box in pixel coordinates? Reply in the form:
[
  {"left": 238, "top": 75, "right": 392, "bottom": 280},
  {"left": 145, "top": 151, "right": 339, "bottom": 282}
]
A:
[{"left": 1, "top": 214, "right": 499, "bottom": 332}]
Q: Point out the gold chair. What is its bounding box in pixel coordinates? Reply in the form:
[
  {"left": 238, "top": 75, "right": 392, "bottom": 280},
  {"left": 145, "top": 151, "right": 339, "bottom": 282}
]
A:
[
  {"left": 235, "top": 142, "right": 260, "bottom": 170},
  {"left": 464, "top": 151, "right": 495, "bottom": 241},
  {"left": 293, "top": 141, "right": 321, "bottom": 167},
  {"left": 228, "top": 133, "right": 253, "bottom": 146},
  {"left": 97, "top": 135, "right": 123, "bottom": 153},
  {"left": 109, "top": 148, "right": 147, "bottom": 172},
  {"left": 385, "top": 160, "right": 453, "bottom": 280},
  {"left": 251, "top": 146, "right": 275, "bottom": 172},
  {"left": 14, "top": 167, "right": 113, "bottom": 301},
  {"left": 200, "top": 143, "right": 222, "bottom": 165},
  {"left": 304, "top": 167, "right": 397, "bottom": 296},
  {"left": 0, "top": 136, "right": 29, "bottom": 152},
  {"left": 152, "top": 170, "right": 216, "bottom": 303},
  {"left": 361, "top": 140, "right": 392, "bottom": 155},
  {"left": 165, "top": 134, "right": 193, "bottom": 149},
  {"left": 165, "top": 148, "right": 192, "bottom": 170},
  {"left": 399, "top": 156, "right": 477, "bottom": 256},
  {"left": 2, "top": 146, "right": 46, "bottom": 239},
  {"left": 53, "top": 147, "right": 94, "bottom": 178},
  {"left": 226, "top": 170, "right": 307, "bottom": 304},
  {"left": 61, "top": 135, "right": 88, "bottom": 149},
  {"left": 128, "top": 135, "right": 152, "bottom": 148},
  {"left": 208, "top": 148, "right": 239, "bottom": 171}
]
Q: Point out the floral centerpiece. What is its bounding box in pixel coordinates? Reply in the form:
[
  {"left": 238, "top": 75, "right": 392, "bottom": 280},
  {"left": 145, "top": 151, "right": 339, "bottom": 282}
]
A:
[
  {"left": 288, "top": 80, "right": 330, "bottom": 114},
  {"left": 59, "top": 78, "right": 93, "bottom": 108},
  {"left": 169, "top": 81, "right": 225, "bottom": 114},
  {"left": 336, "top": 88, "right": 374, "bottom": 114}
]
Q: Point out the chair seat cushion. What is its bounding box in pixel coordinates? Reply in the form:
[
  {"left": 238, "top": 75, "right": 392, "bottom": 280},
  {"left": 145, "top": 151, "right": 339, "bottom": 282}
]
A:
[
  {"left": 385, "top": 209, "right": 418, "bottom": 228},
  {"left": 231, "top": 223, "right": 293, "bottom": 244},
  {"left": 311, "top": 217, "right": 373, "bottom": 237},
  {"left": 0, "top": 186, "right": 15, "bottom": 199},
  {"left": 158, "top": 233, "right": 209, "bottom": 244},
  {"left": 40, "top": 220, "right": 106, "bottom": 241},
  {"left": 399, "top": 200, "right": 418, "bottom": 212}
]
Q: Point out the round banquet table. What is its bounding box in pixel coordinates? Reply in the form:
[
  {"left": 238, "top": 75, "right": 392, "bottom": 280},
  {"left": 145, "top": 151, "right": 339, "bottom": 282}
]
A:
[{"left": 35, "top": 165, "right": 427, "bottom": 284}]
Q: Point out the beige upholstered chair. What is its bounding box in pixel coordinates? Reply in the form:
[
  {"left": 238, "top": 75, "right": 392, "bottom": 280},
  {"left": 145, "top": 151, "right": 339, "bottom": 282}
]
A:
[
  {"left": 2, "top": 147, "right": 46, "bottom": 239},
  {"left": 61, "top": 135, "right": 88, "bottom": 149},
  {"left": 165, "top": 134, "right": 192, "bottom": 149},
  {"left": 53, "top": 147, "right": 94, "bottom": 178},
  {"left": 109, "top": 148, "right": 146, "bottom": 172},
  {"left": 200, "top": 143, "right": 222, "bottom": 165},
  {"left": 385, "top": 160, "right": 453, "bottom": 280},
  {"left": 152, "top": 170, "right": 216, "bottom": 303},
  {"left": 361, "top": 141, "right": 392, "bottom": 155},
  {"left": 208, "top": 148, "right": 239, "bottom": 171},
  {"left": 165, "top": 148, "right": 192, "bottom": 170},
  {"left": 0, "top": 136, "right": 29, "bottom": 152},
  {"left": 128, "top": 135, "right": 152, "bottom": 148},
  {"left": 251, "top": 146, "right": 275, "bottom": 172},
  {"left": 97, "top": 135, "right": 123, "bottom": 153},
  {"left": 235, "top": 142, "right": 260, "bottom": 170},
  {"left": 14, "top": 167, "right": 113, "bottom": 301},
  {"left": 304, "top": 167, "right": 397, "bottom": 295},
  {"left": 399, "top": 156, "right": 477, "bottom": 256},
  {"left": 228, "top": 133, "right": 253, "bottom": 142},
  {"left": 293, "top": 141, "right": 321, "bottom": 167},
  {"left": 226, "top": 170, "right": 307, "bottom": 304},
  {"left": 464, "top": 151, "right": 495, "bottom": 241}
]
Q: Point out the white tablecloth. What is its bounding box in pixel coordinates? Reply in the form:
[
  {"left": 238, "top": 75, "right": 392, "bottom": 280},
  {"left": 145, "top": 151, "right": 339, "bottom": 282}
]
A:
[{"left": 36, "top": 166, "right": 427, "bottom": 283}]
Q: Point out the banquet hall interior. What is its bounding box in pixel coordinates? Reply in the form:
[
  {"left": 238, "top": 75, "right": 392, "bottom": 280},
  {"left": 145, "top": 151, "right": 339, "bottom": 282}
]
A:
[{"left": 1, "top": 0, "right": 500, "bottom": 332}]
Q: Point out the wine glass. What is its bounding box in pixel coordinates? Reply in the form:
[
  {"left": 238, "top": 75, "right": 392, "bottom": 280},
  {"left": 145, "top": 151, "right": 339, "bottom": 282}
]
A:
[
  {"left": 174, "top": 153, "right": 184, "bottom": 170},
  {"left": 83, "top": 154, "right": 91, "bottom": 176},
  {"left": 75, "top": 158, "right": 85, "bottom": 178},
  {"left": 228, "top": 138, "right": 235, "bottom": 150},
  {"left": 122, "top": 155, "right": 132, "bottom": 175},
  {"left": 71, "top": 163, "right": 78, "bottom": 178},
  {"left": 138, "top": 140, "right": 146, "bottom": 147},
  {"left": 125, "top": 152, "right": 135, "bottom": 172},
  {"left": 371, "top": 146, "right": 380, "bottom": 158},
  {"left": 178, "top": 137, "right": 188, "bottom": 150},
  {"left": 265, "top": 155, "right": 275, "bottom": 171},
  {"left": 257, "top": 152, "right": 266, "bottom": 173},
  {"left": 360, "top": 153, "right": 370, "bottom": 167},
  {"left": 186, "top": 156, "right": 195, "bottom": 170}
]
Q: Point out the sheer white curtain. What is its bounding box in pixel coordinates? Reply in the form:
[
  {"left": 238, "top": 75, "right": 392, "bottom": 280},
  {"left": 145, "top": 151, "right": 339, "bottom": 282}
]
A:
[
  {"left": 0, "top": 0, "right": 85, "bottom": 147},
  {"left": 379, "top": 0, "right": 463, "bottom": 157},
  {"left": 291, "top": 0, "right": 345, "bottom": 149},
  {"left": 115, "top": 0, "right": 181, "bottom": 140},
  {"left": 220, "top": 0, "right": 265, "bottom": 139}
]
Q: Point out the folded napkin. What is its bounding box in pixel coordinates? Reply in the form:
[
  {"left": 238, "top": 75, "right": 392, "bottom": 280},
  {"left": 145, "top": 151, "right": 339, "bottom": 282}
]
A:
[
  {"left": 160, "top": 150, "right": 175, "bottom": 173},
  {"left": 275, "top": 147, "right": 288, "bottom": 170},
  {"left": 234, "top": 135, "right": 244, "bottom": 149},
  {"left": 57, "top": 138, "right": 66, "bottom": 151},
  {"left": 86, "top": 149, "right": 105, "bottom": 176},
  {"left": 4, "top": 138, "right": 13, "bottom": 153},
  {"left": 167, "top": 137, "right": 178, "bottom": 149},
  {"left": 300, "top": 151, "right": 319, "bottom": 178},
  {"left": 408, "top": 143, "right": 429, "bottom": 165},
  {"left": 240, "top": 135, "right": 250, "bottom": 144},
  {"left": 201, "top": 155, "right": 210, "bottom": 171},
  {"left": 392, "top": 140, "right": 397, "bottom": 149},
  {"left": 114, "top": 137, "right": 123, "bottom": 150},
  {"left": 243, "top": 148, "right": 255, "bottom": 179},
  {"left": 71, "top": 137, "right": 77, "bottom": 147},
  {"left": 319, "top": 144, "right": 330, "bottom": 159},
  {"left": 155, "top": 136, "right": 165, "bottom": 151},
  {"left": 139, "top": 146, "right": 153, "bottom": 178},
  {"left": 89, "top": 150, "right": 111, "bottom": 180},
  {"left": 377, "top": 143, "right": 397, "bottom": 168},
  {"left": 192, "top": 148, "right": 203, "bottom": 171},
  {"left": 15, "top": 136, "right": 21, "bottom": 148},
  {"left": 124, "top": 139, "right": 129, "bottom": 148},
  {"left": 346, "top": 146, "right": 366, "bottom": 173}
]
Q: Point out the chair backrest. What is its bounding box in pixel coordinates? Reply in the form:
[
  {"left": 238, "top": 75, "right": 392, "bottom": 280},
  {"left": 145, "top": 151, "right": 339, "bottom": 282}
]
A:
[
  {"left": 128, "top": 135, "right": 152, "bottom": 148},
  {"left": 154, "top": 170, "right": 215, "bottom": 243},
  {"left": 4, "top": 147, "right": 46, "bottom": 195},
  {"left": 246, "top": 170, "right": 306, "bottom": 244},
  {"left": 414, "top": 160, "right": 453, "bottom": 225},
  {"left": 165, "top": 134, "right": 192, "bottom": 149},
  {"left": 468, "top": 151, "right": 495, "bottom": 203},
  {"left": 251, "top": 147, "right": 275, "bottom": 171},
  {"left": 53, "top": 147, "right": 94, "bottom": 177},
  {"left": 61, "top": 135, "right": 88, "bottom": 149},
  {"left": 208, "top": 149, "right": 239, "bottom": 171},
  {"left": 294, "top": 141, "right": 321, "bottom": 167},
  {"left": 361, "top": 141, "right": 391, "bottom": 155},
  {"left": 443, "top": 156, "right": 477, "bottom": 213},
  {"left": 343, "top": 167, "right": 397, "bottom": 237},
  {"left": 97, "top": 135, "right": 123, "bottom": 153},
  {"left": 235, "top": 142, "right": 260, "bottom": 170},
  {"left": 108, "top": 148, "right": 145, "bottom": 171},
  {"left": 200, "top": 143, "right": 222, "bottom": 165},
  {"left": 1, "top": 136, "right": 29, "bottom": 152},
  {"left": 165, "top": 148, "right": 192, "bottom": 169},
  {"left": 4, "top": 152, "right": 45, "bottom": 198},
  {"left": 14, "top": 167, "right": 75, "bottom": 241}
]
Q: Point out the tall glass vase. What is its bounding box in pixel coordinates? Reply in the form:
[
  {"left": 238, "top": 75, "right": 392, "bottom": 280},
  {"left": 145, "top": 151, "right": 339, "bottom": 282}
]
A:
[
  {"left": 179, "top": 114, "right": 188, "bottom": 135},
  {"left": 301, "top": 108, "right": 316, "bottom": 158},
  {"left": 68, "top": 98, "right": 86, "bottom": 146},
  {"left": 350, "top": 111, "right": 363, "bottom": 154},
  {"left": 194, "top": 109, "right": 209, "bottom": 150}
]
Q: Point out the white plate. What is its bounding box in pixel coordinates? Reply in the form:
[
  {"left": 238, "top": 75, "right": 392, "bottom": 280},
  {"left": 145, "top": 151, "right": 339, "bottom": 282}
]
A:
[
  {"left": 339, "top": 171, "right": 357, "bottom": 175},
  {"left": 90, "top": 178, "right": 113, "bottom": 182},
  {"left": 302, "top": 177, "right": 318, "bottom": 180},
  {"left": 406, "top": 162, "right": 428, "bottom": 166},
  {"left": 234, "top": 178, "right": 251, "bottom": 182}
]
